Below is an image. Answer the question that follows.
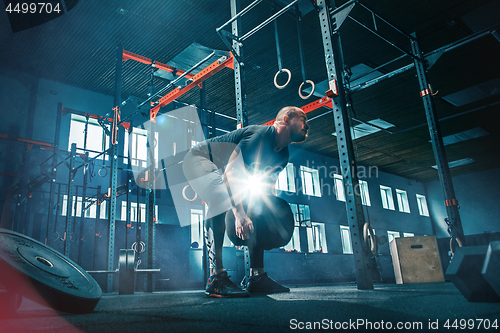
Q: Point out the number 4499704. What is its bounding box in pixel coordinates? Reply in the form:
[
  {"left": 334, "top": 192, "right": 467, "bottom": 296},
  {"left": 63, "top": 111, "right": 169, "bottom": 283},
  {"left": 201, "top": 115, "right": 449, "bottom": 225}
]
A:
[
  {"left": 444, "top": 319, "right": 498, "bottom": 330},
  {"left": 5, "top": 2, "right": 62, "bottom": 14}
]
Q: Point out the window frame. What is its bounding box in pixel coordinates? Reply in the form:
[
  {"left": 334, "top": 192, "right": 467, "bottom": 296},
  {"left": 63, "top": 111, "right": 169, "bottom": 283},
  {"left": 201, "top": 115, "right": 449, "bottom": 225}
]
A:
[
  {"left": 300, "top": 165, "right": 321, "bottom": 197},
  {"left": 340, "top": 225, "right": 353, "bottom": 254},
  {"left": 334, "top": 174, "right": 346, "bottom": 202},
  {"left": 359, "top": 180, "right": 371, "bottom": 206},
  {"left": 396, "top": 189, "right": 411, "bottom": 213},
  {"left": 123, "top": 127, "right": 159, "bottom": 168},
  {"left": 276, "top": 163, "right": 296, "bottom": 193},
  {"left": 380, "top": 185, "right": 395, "bottom": 210},
  {"left": 68, "top": 114, "right": 109, "bottom": 160},
  {"left": 416, "top": 194, "right": 429, "bottom": 216}
]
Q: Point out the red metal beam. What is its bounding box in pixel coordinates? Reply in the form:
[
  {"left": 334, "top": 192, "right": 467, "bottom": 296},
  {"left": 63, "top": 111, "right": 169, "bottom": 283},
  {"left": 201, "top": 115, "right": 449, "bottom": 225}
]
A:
[
  {"left": 262, "top": 96, "right": 333, "bottom": 126},
  {"left": 150, "top": 54, "right": 235, "bottom": 122},
  {"left": 123, "top": 50, "right": 195, "bottom": 80},
  {"left": 0, "top": 172, "right": 18, "bottom": 178},
  {"left": 0, "top": 133, "right": 54, "bottom": 148}
]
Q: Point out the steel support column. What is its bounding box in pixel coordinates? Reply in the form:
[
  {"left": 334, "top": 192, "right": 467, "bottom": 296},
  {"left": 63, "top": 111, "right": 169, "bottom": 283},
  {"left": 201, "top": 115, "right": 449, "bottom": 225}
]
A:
[
  {"left": 144, "top": 73, "right": 156, "bottom": 293},
  {"left": 410, "top": 33, "right": 465, "bottom": 249},
  {"left": 93, "top": 185, "right": 101, "bottom": 271},
  {"left": 231, "top": 0, "right": 248, "bottom": 128},
  {"left": 46, "top": 103, "right": 62, "bottom": 246},
  {"left": 125, "top": 122, "right": 133, "bottom": 251},
  {"left": 78, "top": 152, "right": 89, "bottom": 265},
  {"left": 144, "top": 122, "right": 156, "bottom": 292},
  {"left": 64, "top": 143, "right": 76, "bottom": 257},
  {"left": 106, "top": 45, "right": 123, "bottom": 293},
  {"left": 317, "top": 0, "right": 373, "bottom": 290}
]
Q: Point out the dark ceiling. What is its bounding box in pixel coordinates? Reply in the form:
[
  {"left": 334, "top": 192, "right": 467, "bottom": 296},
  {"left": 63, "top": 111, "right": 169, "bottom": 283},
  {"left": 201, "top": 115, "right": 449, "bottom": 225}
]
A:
[{"left": 1, "top": 0, "right": 499, "bottom": 183}]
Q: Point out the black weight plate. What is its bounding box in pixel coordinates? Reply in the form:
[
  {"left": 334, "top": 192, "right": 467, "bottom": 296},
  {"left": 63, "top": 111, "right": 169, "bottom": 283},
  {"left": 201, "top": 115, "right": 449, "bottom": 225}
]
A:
[
  {"left": 0, "top": 228, "right": 102, "bottom": 313},
  {"left": 226, "top": 195, "right": 295, "bottom": 250},
  {"left": 118, "top": 249, "right": 135, "bottom": 295}
]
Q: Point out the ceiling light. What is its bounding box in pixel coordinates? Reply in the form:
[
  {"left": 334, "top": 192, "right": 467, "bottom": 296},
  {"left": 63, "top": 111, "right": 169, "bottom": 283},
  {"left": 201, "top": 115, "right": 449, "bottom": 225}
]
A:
[
  {"left": 440, "top": 127, "right": 490, "bottom": 146},
  {"left": 431, "top": 158, "right": 475, "bottom": 170},
  {"left": 442, "top": 78, "right": 500, "bottom": 107},
  {"left": 332, "top": 118, "right": 395, "bottom": 139},
  {"left": 116, "top": 7, "right": 128, "bottom": 15}
]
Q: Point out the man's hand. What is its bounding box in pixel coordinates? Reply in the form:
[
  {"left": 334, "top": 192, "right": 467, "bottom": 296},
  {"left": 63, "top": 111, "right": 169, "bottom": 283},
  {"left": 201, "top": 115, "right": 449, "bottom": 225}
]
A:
[{"left": 234, "top": 211, "right": 254, "bottom": 240}]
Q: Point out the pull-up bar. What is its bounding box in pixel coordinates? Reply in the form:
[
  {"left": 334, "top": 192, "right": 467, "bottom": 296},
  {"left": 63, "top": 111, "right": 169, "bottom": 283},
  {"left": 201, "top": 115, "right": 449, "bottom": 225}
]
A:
[
  {"left": 241, "top": 0, "right": 301, "bottom": 41},
  {"left": 217, "top": 0, "right": 264, "bottom": 32}
]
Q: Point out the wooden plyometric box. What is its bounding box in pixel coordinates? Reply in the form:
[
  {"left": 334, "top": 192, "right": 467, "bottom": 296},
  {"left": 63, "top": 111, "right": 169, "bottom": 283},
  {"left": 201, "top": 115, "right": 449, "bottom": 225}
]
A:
[{"left": 390, "top": 235, "right": 445, "bottom": 284}]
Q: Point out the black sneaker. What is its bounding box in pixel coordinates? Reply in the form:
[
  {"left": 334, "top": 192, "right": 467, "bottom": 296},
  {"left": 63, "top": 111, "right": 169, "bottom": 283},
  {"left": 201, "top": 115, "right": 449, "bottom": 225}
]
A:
[
  {"left": 246, "top": 272, "right": 290, "bottom": 294},
  {"left": 205, "top": 271, "right": 249, "bottom": 298}
]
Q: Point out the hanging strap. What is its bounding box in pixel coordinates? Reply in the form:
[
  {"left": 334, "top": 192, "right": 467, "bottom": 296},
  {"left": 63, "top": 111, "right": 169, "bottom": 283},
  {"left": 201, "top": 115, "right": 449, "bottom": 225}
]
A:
[
  {"left": 272, "top": 0, "right": 291, "bottom": 89},
  {"left": 295, "top": 4, "right": 315, "bottom": 99}
]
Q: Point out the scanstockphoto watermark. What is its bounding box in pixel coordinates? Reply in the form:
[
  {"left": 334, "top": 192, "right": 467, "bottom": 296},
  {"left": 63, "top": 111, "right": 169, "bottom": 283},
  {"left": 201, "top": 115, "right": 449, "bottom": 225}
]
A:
[
  {"left": 290, "top": 318, "right": 499, "bottom": 331},
  {"left": 289, "top": 318, "right": 424, "bottom": 331}
]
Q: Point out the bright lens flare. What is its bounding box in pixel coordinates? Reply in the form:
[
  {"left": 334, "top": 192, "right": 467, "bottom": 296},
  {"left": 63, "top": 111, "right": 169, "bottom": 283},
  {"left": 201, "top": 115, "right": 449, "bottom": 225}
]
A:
[{"left": 246, "top": 173, "right": 265, "bottom": 196}]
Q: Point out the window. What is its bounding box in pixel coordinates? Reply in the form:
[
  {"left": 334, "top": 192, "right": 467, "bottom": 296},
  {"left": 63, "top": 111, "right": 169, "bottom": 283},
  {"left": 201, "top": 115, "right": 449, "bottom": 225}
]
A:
[
  {"left": 340, "top": 225, "right": 353, "bottom": 254},
  {"left": 300, "top": 166, "right": 321, "bottom": 197},
  {"left": 290, "top": 203, "right": 311, "bottom": 227},
  {"left": 121, "top": 201, "right": 158, "bottom": 223},
  {"left": 309, "top": 222, "right": 328, "bottom": 253},
  {"left": 284, "top": 227, "right": 301, "bottom": 252},
  {"left": 396, "top": 189, "right": 410, "bottom": 213},
  {"left": 387, "top": 231, "right": 400, "bottom": 245},
  {"left": 68, "top": 114, "right": 109, "bottom": 159},
  {"left": 334, "top": 174, "right": 345, "bottom": 201},
  {"left": 61, "top": 195, "right": 81, "bottom": 217},
  {"left": 61, "top": 195, "right": 106, "bottom": 219},
  {"left": 99, "top": 200, "right": 107, "bottom": 220},
  {"left": 380, "top": 185, "right": 395, "bottom": 210},
  {"left": 359, "top": 180, "right": 371, "bottom": 206},
  {"left": 276, "top": 163, "right": 296, "bottom": 192},
  {"left": 284, "top": 203, "right": 306, "bottom": 252},
  {"left": 190, "top": 209, "right": 204, "bottom": 248},
  {"left": 403, "top": 232, "right": 414, "bottom": 237},
  {"left": 123, "top": 127, "right": 159, "bottom": 168},
  {"left": 122, "top": 202, "right": 144, "bottom": 222},
  {"left": 416, "top": 194, "right": 429, "bottom": 216}
]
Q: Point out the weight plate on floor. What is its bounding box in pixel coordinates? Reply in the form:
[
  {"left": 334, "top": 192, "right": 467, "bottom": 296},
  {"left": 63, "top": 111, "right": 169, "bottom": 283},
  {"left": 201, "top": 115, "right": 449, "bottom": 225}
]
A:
[
  {"left": 118, "top": 249, "right": 135, "bottom": 295},
  {"left": 0, "top": 228, "right": 102, "bottom": 313}
]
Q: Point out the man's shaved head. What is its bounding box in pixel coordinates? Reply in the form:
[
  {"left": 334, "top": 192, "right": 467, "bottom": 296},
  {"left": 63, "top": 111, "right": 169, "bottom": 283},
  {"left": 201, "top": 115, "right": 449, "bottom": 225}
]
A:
[{"left": 275, "top": 106, "right": 304, "bottom": 124}]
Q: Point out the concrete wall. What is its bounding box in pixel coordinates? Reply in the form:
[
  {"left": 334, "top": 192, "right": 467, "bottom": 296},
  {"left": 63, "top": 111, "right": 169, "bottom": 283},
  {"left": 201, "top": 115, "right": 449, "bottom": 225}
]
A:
[
  {"left": 425, "top": 168, "right": 500, "bottom": 237},
  {"left": 283, "top": 146, "right": 434, "bottom": 257}
]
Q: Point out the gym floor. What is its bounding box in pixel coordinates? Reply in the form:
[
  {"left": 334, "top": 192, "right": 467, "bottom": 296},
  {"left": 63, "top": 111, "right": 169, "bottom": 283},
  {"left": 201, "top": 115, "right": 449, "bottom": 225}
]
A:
[{"left": 1, "top": 282, "right": 499, "bottom": 333}]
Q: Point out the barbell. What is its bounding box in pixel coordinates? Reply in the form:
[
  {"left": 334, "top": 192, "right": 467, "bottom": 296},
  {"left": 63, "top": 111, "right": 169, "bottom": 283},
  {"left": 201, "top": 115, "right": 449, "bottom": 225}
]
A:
[{"left": 86, "top": 249, "right": 160, "bottom": 295}]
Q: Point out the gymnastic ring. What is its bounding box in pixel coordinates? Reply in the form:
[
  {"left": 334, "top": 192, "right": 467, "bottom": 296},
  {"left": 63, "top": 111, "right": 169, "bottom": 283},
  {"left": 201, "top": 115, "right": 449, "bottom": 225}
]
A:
[
  {"left": 449, "top": 237, "right": 463, "bottom": 256},
  {"left": 363, "top": 222, "right": 377, "bottom": 255},
  {"left": 182, "top": 185, "right": 197, "bottom": 202},
  {"left": 69, "top": 232, "right": 78, "bottom": 242},
  {"left": 132, "top": 241, "right": 145, "bottom": 254},
  {"left": 274, "top": 68, "right": 291, "bottom": 89},
  {"left": 98, "top": 166, "right": 108, "bottom": 177},
  {"left": 51, "top": 231, "right": 60, "bottom": 241},
  {"left": 298, "top": 80, "right": 315, "bottom": 99}
]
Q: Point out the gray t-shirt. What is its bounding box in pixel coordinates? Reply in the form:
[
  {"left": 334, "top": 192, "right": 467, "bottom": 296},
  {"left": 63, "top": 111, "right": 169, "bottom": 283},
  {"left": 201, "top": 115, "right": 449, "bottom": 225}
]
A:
[{"left": 190, "top": 125, "right": 289, "bottom": 184}]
